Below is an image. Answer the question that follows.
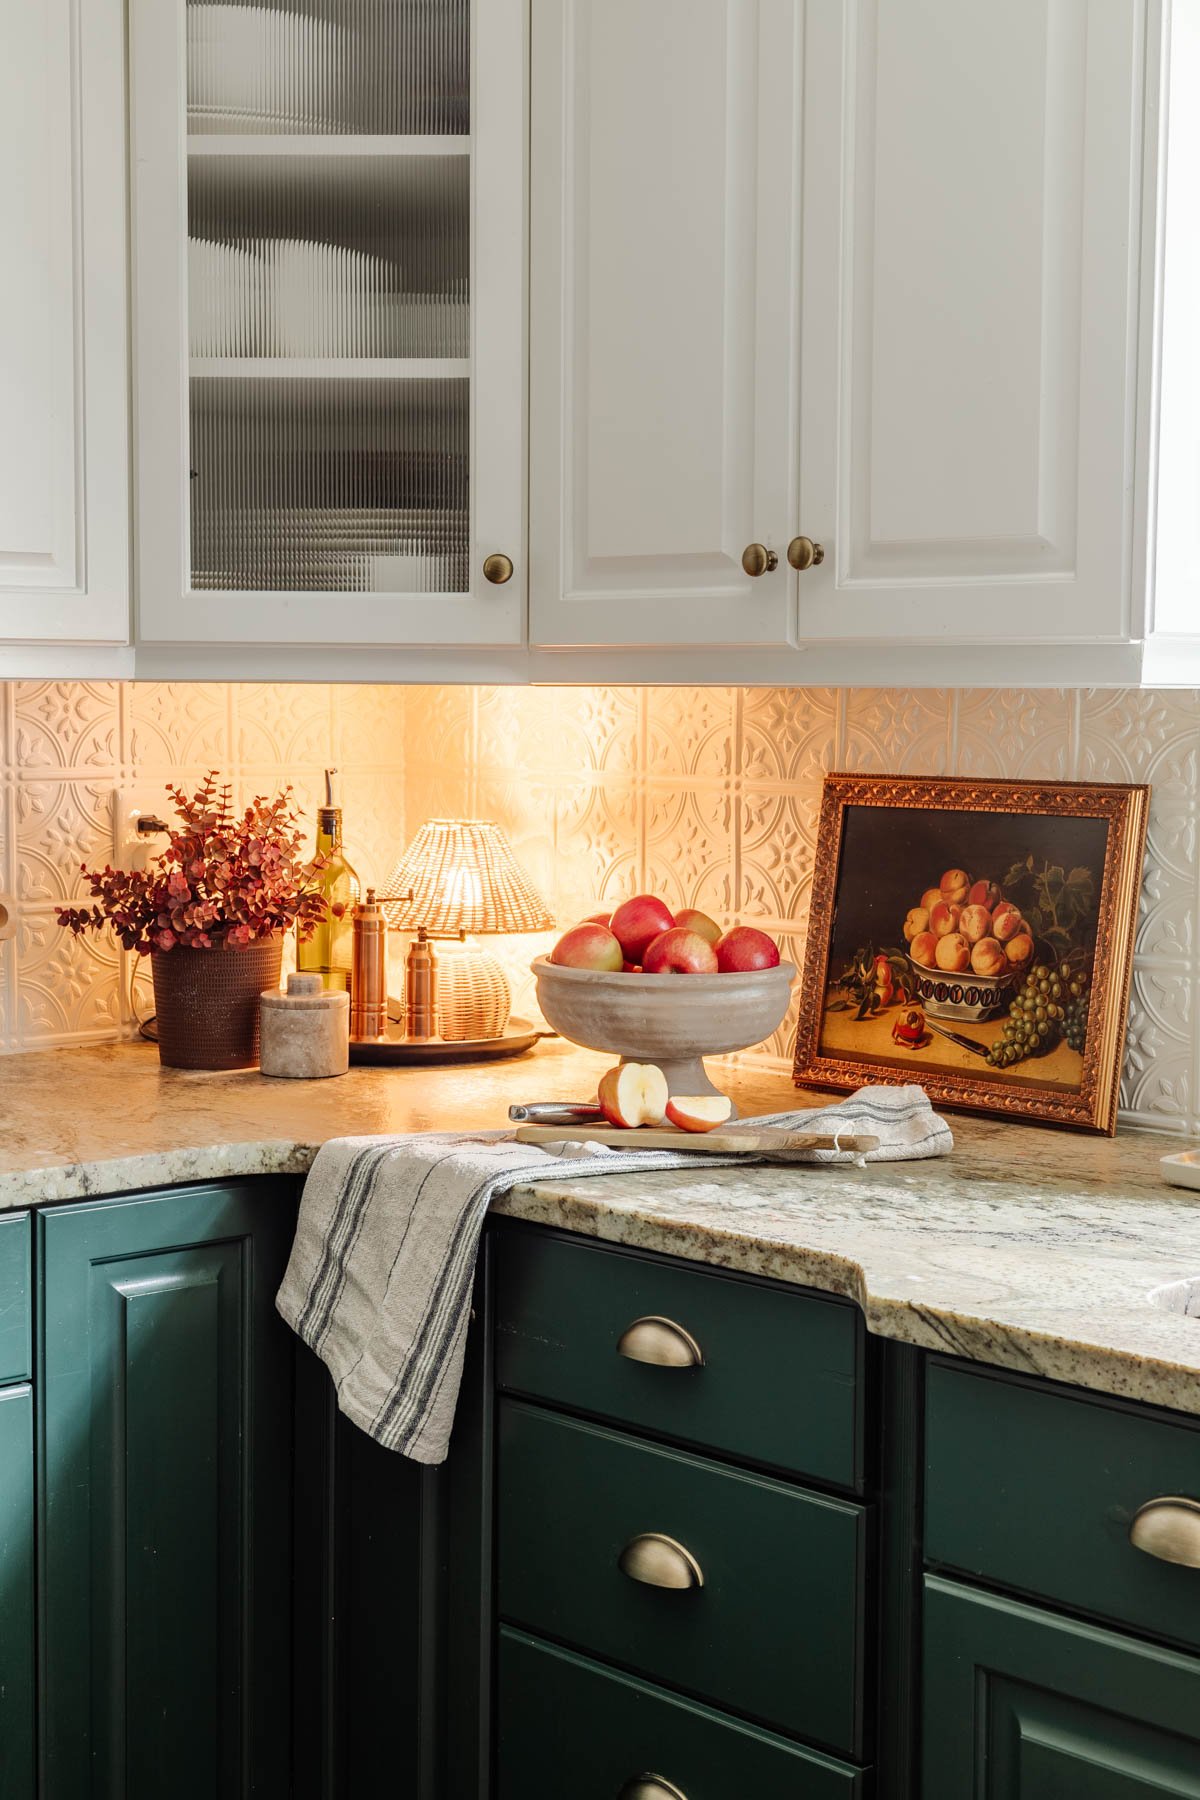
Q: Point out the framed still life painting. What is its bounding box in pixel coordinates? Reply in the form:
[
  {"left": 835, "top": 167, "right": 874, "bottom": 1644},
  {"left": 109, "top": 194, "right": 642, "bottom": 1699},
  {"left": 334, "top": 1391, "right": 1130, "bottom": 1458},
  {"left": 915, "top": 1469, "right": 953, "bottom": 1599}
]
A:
[{"left": 792, "top": 774, "right": 1149, "bottom": 1134}]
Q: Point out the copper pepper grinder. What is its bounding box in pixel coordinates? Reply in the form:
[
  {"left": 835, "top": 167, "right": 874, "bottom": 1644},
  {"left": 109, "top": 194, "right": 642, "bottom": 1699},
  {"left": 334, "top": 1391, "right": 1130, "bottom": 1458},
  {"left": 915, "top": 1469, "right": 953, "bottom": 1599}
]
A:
[
  {"left": 405, "top": 926, "right": 437, "bottom": 1039},
  {"left": 349, "top": 889, "right": 389, "bottom": 1042}
]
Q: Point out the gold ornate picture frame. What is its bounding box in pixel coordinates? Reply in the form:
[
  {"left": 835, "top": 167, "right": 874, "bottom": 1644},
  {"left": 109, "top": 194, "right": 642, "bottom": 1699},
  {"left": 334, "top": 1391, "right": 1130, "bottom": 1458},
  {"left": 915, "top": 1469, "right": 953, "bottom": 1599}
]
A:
[{"left": 793, "top": 774, "right": 1149, "bottom": 1134}]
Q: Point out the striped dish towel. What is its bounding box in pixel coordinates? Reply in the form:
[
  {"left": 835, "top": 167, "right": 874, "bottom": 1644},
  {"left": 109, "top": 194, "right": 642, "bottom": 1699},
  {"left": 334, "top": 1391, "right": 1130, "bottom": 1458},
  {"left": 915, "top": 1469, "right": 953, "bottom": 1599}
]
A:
[{"left": 276, "top": 1085, "right": 951, "bottom": 1465}]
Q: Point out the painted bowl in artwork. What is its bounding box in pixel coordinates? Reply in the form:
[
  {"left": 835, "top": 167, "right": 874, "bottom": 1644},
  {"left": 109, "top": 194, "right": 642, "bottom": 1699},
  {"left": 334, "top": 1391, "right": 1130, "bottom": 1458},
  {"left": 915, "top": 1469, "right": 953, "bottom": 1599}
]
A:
[
  {"left": 531, "top": 956, "right": 797, "bottom": 1104},
  {"left": 905, "top": 953, "right": 1020, "bottom": 1022}
]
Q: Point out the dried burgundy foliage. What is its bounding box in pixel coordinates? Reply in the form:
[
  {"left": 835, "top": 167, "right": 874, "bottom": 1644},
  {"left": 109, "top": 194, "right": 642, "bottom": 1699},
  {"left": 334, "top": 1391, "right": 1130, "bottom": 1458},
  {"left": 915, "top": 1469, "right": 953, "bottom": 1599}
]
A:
[{"left": 56, "top": 773, "right": 328, "bottom": 955}]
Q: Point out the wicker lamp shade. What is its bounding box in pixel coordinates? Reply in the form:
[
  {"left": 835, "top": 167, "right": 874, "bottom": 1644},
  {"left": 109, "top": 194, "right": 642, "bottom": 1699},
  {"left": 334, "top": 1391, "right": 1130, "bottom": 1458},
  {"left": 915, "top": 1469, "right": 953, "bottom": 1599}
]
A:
[{"left": 382, "top": 819, "right": 554, "bottom": 936}]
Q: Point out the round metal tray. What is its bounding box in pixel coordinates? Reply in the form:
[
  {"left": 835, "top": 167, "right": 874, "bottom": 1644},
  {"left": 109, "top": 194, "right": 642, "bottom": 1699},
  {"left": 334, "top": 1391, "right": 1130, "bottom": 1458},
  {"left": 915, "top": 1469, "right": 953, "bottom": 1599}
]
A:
[{"left": 348, "top": 1016, "right": 547, "bottom": 1066}]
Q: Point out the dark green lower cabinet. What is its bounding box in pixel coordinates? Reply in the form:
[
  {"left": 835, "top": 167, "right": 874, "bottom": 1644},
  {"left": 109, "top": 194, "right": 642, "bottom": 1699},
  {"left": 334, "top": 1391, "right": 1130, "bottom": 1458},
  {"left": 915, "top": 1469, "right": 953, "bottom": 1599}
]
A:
[
  {"left": 39, "top": 1181, "right": 298, "bottom": 1799},
  {"left": 0, "top": 1384, "right": 35, "bottom": 1800},
  {"left": 497, "top": 1628, "right": 866, "bottom": 1798},
  {"left": 923, "top": 1575, "right": 1200, "bottom": 1797}
]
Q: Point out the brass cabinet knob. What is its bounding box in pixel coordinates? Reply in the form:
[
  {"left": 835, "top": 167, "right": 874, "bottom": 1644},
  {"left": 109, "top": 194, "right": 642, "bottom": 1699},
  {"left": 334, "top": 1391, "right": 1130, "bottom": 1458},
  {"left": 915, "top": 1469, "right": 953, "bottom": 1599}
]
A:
[
  {"left": 618, "top": 1532, "right": 704, "bottom": 1590},
  {"left": 482, "top": 552, "right": 514, "bottom": 585},
  {"left": 1129, "top": 1496, "right": 1200, "bottom": 1567},
  {"left": 787, "top": 535, "right": 825, "bottom": 571},
  {"left": 741, "top": 543, "right": 778, "bottom": 577},
  {"left": 618, "top": 1779, "right": 688, "bottom": 1800},
  {"left": 616, "top": 1315, "right": 704, "bottom": 1368}
]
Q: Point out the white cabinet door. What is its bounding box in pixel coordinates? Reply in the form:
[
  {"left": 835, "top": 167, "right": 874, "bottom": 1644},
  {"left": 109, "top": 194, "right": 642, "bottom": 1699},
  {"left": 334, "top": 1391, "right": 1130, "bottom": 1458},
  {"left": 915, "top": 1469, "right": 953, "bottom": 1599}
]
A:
[
  {"left": 797, "top": 0, "right": 1152, "bottom": 647},
  {"left": 529, "top": 0, "right": 805, "bottom": 648},
  {"left": 131, "top": 0, "right": 525, "bottom": 648},
  {"left": 0, "top": 0, "right": 129, "bottom": 649}
]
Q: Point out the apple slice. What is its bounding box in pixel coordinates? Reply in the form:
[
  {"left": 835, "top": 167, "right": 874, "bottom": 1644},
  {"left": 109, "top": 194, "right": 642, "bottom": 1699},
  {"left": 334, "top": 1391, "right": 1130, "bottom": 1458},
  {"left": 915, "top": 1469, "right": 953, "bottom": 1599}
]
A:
[
  {"left": 597, "top": 1062, "right": 669, "bottom": 1129},
  {"left": 665, "top": 1094, "right": 734, "bottom": 1134}
]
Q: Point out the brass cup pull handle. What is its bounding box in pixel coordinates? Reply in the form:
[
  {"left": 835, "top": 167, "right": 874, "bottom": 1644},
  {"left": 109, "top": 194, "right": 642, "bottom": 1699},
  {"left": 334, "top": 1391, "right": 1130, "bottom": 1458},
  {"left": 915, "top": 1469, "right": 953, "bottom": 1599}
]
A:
[
  {"left": 741, "top": 542, "right": 778, "bottom": 577},
  {"left": 1129, "top": 1496, "right": 1200, "bottom": 1568},
  {"left": 618, "top": 1779, "right": 688, "bottom": 1800},
  {"left": 787, "top": 534, "right": 825, "bottom": 571},
  {"left": 618, "top": 1532, "right": 704, "bottom": 1590},
  {"left": 482, "top": 552, "right": 514, "bottom": 584},
  {"left": 617, "top": 1315, "right": 704, "bottom": 1368}
]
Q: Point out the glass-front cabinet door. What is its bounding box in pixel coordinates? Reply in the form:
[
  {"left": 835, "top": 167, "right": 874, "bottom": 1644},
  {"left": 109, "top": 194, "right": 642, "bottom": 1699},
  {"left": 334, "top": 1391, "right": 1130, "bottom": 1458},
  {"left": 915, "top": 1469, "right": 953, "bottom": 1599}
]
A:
[{"left": 130, "top": 0, "right": 525, "bottom": 647}]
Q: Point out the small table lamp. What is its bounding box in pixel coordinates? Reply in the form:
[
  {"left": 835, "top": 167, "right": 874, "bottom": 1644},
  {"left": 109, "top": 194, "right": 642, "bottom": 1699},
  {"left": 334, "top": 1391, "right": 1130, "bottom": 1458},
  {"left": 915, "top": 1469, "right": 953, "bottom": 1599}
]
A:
[{"left": 382, "top": 819, "right": 555, "bottom": 1054}]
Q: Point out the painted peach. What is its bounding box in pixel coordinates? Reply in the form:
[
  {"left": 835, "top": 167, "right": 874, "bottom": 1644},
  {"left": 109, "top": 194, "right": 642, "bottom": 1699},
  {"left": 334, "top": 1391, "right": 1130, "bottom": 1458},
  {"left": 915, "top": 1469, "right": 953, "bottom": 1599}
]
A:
[
  {"left": 967, "top": 879, "right": 1002, "bottom": 911},
  {"left": 903, "top": 906, "right": 930, "bottom": 943},
  {"left": 940, "top": 868, "right": 972, "bottom": 905},
  {"left": 909, "top": 930, "right": 938, "bottom": 968},
  {"left": 1005, "top": 932, "right": 1035, "bottom": 966},
  {"left": 992, "top": 907, "right": 1025, "bottom": 944},
  {"left": 934, "top": 932, "right": 971, "bottom": 973},
  {"left": 929, "top": 900, "right": 962, "bottom": 938},
  {"left": 970, "top": 937, "right": 1007, "bottom": 977},
  {"left": 958, "top": 903, "right": 993, "bottom": 944},
  {"left": 920, "top": 887, "right": 943, "bottom": 913}
]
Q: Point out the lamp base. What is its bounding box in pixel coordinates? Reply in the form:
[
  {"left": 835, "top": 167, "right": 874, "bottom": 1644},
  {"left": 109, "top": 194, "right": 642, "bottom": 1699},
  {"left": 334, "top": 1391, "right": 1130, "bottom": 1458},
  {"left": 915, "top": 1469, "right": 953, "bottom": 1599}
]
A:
[{"left": 348, "top": 1016, "right": 545, "bottom": 1066}]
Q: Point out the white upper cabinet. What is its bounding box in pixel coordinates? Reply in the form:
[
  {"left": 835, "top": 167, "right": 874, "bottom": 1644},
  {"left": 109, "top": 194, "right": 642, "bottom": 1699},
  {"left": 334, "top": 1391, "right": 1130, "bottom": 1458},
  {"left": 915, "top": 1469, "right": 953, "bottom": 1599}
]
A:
[
  {"left": 529, "top": 0, "right": 806, "bottom": 649},
  {"left": 0, "top": 0, "right": 130, "bottom": 650},
  {"left": 797, "top": 0, "right": 1152, "bottom": 650},
  {"left": 130, "top": 0, "right": 526, "bottom": 648}
]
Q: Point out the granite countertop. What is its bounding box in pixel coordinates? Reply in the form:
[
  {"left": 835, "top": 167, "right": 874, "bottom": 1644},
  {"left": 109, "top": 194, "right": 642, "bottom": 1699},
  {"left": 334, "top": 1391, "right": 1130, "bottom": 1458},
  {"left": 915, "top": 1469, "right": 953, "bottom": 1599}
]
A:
[{"left": 2, "top": 1040, "right": 1198, "bottom": 1415}]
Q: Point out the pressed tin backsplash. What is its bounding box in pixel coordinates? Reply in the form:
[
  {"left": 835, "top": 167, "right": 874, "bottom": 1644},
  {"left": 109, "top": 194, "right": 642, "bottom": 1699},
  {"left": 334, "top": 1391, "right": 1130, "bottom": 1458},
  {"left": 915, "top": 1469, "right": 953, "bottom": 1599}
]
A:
[{"left": 1, "top": 681, "right": 1198, "bottom": 1134}]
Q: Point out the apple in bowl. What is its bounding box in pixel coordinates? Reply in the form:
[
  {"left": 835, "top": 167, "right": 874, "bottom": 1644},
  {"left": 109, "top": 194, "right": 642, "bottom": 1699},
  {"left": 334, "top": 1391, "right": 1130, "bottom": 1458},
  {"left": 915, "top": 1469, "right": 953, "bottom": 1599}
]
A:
[
  {"left": 548, "top": 922, "right": 624, "bottom": 972},
  {"left": 643, "top": 927, "right": 719, "bottom": 975},
  {"left": 610, "top": 894, "right": 677, "bottom": 965}
]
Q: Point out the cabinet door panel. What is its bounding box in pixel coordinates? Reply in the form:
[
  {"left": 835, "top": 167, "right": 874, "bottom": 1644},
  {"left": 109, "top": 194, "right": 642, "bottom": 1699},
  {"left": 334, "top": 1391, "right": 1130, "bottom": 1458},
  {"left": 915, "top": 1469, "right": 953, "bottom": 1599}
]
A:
[
  {"left": 40, "top": 1182, "right": 297, "bottom": 1799},
  {"left": 799, "top": 0, "right": 1150, "bottom": 644},
  {"left": 923, "top": 1576, "right": 1200, "bottom": 1799},
  {"left": 0, "top": 1386, "right": 34, "bottom": 1800},
  {"left": 530, "top": 0, "right": 803, "bottom": 646},
  {"left": 0, "top": 0, "right": 128, "bottom": 646}
]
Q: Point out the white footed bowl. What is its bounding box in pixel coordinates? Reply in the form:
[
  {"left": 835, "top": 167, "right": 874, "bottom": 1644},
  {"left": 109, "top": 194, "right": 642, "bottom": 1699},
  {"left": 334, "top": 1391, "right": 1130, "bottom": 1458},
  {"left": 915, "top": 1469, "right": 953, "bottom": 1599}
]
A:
[{"left": 532, "top": 956, "right": 797, "bottom": 1104}]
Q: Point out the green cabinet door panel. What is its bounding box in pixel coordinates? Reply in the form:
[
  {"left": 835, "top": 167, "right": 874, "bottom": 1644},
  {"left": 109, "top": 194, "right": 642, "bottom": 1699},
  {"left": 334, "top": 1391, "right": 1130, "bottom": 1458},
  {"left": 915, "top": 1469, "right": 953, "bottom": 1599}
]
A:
[
  {"left": 39, "top": 1180, "right": 299, "bottom": 1800},
  {"left": 923, "top": 1576, "right": 1200, "bottom": 1799},
  {"left": 497, "top": 1628, "right": 867, "bottom": 1800},
  {"left": 926, "top": 1361, "right": 1200, "bottom": 1651},
  {"left": 0, "top": 1212, "right": 32, "bottom": 1383},
  {"left": 495, "top": 1225, "right": 864, "bottom": 1488},
  {"left": 0, "top": 1385, "right": 34, "bottom": 1800},
  {"left": 498, "top": 1399, "right": 868, "bottom": 1758}
]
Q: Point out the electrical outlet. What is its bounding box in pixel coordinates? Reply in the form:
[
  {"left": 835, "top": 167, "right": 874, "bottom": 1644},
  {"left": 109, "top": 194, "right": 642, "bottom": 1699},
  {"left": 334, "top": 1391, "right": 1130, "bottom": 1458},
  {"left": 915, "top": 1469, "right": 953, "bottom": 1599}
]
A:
[{"left": 112, "top": 789, "right": 170, "bottom": 870}]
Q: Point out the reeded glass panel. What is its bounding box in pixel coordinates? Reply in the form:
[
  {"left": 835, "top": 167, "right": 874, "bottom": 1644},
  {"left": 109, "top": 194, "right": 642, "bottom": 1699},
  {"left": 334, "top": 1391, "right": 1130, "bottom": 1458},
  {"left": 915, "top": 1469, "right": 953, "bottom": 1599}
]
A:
[
  {"left": 184, "top": 0, "right": 470, "bottom": 597},
  {"left": 190, "top": 378, "right": 468, "bottom": 592},
  {"left": 187, "top": 0, "right": 469, "bottom": 136}
]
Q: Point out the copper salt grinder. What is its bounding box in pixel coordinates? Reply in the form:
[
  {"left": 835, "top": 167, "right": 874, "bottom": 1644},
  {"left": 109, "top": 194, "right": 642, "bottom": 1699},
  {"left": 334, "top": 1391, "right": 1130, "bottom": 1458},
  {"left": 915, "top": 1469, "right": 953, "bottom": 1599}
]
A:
[
  {"left": 405, "top": 926, "right": 437, "bottom": 1039},
  {"left": 349, "top": 889, "right": 389, "bottom": 1042}
]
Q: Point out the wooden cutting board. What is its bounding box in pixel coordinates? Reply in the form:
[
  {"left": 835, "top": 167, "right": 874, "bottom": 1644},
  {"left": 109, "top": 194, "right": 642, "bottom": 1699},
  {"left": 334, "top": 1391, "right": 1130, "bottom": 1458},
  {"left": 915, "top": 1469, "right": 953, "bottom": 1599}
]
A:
[{"left": 513, "top": 1123, "right": 880, "bottom": 1155}]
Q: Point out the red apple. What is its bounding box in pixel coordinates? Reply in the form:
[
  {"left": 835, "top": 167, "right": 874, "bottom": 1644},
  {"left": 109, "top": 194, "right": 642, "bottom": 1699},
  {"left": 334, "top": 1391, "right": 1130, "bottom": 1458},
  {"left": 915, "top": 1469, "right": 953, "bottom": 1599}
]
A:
[
  {"left": 715, "top": 925, "right": 780, "bottom": 973},
  {"left": 597, "top": 1062, "right": 668, "bottom": 1128},
  {"left": 665, "top": 1094, "right": 733, "bottom": 1133},
  {"left": 642, "top": 927, "right": 720, "bottom": 974},
  {"left": 609, "top": 894, "right": 676, "bottom": 964},
  {"left": 548, "top": 922, "right": 623, "bottom": 972},
  {"left": 674, "top": 907, "right": 722, "bottom": 947}
]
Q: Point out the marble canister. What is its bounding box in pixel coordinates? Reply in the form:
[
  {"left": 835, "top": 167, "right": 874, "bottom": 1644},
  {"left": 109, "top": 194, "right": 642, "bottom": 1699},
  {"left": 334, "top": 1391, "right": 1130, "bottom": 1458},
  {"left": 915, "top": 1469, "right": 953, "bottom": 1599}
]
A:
[{"left": 260, "top": 972, "right": 349, "bottom": 1079}]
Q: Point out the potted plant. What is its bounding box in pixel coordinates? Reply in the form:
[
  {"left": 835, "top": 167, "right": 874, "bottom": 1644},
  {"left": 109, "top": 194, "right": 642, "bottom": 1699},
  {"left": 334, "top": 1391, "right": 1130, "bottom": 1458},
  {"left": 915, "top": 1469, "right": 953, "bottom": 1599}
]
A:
[{"left": 57, "top": 775, "right": 328, "bottom": 1069}]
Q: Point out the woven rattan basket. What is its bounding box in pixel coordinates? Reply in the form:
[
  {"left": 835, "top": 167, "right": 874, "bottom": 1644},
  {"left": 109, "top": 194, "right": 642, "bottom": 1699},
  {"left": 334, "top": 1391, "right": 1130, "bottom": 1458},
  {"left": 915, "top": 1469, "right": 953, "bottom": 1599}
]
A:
[{"left": 151, "top": 938, "right": 283, "bottom": 1069}]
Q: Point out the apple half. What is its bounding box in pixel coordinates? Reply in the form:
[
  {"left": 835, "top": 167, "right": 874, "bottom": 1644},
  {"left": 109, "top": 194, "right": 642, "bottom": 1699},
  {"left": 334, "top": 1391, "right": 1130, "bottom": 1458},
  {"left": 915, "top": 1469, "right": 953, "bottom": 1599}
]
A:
[
  {"left": 665, "top": 1094, "right": 734, "bottom": 1134},
  {"left": 597, "top": 1062, "right": 669, "bottom": 1129}
]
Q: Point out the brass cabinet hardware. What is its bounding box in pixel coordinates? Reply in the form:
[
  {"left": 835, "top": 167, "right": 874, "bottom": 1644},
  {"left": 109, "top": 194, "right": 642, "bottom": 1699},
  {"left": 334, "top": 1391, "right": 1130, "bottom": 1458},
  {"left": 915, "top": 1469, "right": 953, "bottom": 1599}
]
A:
[
  {"left": 482, "top": 552, "right": 514, "bottom": 584},
  {"left": 741, "top": 542, "right": 778, "bottom": 577},
  {"left": 616, "top": 1315, "right": 704, "bottom": 1368},
  {"left": 618, "top": 1778, "right": 688, "bottom": 1800},
  {"left": 1129, "top": 1496, "right": 1200, "bottom": 1568},
  {"left": 618, "top": 1532, "right": 704, "bottom": 1590},
  {"left": 787, "top": 535, "right": 825, "bottom": 571}
]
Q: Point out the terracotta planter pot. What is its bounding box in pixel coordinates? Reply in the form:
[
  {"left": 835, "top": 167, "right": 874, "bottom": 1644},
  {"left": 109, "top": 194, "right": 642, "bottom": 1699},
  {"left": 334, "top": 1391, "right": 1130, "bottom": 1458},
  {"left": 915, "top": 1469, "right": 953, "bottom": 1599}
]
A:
[{"left": 150, "top": 938, "right": 284, "bottom": 1070}]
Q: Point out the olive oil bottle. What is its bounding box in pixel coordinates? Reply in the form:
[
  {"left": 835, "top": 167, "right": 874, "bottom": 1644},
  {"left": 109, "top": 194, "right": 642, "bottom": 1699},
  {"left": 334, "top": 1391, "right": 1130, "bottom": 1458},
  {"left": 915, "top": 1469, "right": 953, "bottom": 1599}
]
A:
[{"left": 298, "top": 769, "right": 361, "bottom": 994}]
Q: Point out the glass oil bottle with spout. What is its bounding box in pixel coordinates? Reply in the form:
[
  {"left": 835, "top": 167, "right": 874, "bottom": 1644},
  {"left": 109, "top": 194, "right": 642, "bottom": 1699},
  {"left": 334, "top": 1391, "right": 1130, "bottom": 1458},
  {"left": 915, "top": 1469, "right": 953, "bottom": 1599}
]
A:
[{"left": 298, "top": 768, "right": 361, "bottom": 994}]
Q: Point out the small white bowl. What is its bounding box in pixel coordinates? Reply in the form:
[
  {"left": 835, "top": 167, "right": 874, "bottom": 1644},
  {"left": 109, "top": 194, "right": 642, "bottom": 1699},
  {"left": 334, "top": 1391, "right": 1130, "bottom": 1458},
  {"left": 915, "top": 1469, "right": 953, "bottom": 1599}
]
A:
[
  {"left": 1160, "top": 1149, "right": 1200, "bottom": 1193},
  {"left": 532, "top": 955, "right": 797, "bottom": 1103}
]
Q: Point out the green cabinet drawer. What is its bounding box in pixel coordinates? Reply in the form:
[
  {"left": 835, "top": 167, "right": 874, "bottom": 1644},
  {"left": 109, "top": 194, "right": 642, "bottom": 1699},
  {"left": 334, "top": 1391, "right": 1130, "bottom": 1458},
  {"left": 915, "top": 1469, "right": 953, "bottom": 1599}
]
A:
[
  {"left": 926, "top": 1361, "right": 1200, "bottom": 1652},
  {"left": 495, "top": 1227, "right": 863, "bottom": 1488},
  {"left": 498, "top": 1400, "right": 868, "bottom": 1757},
  {"left": 0, "top": 1385, "right": 34, "bottom": 1800},
  {"left": 923, "top": 1575, "right": 1200, "bottom": 1798},
  {"left": 498, "top": 1628, "right": 866, "bottom": 1800},
  {"left": 0, "top": 1212, "right": 31, "bottom": 1385}
]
